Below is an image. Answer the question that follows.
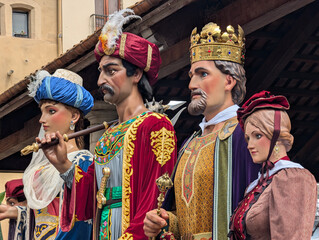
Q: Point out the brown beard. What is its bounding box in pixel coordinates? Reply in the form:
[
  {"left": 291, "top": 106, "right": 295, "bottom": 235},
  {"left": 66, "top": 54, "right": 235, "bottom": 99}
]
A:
[{"left": 188, "top": 89, "right": 207, "bottom": 116}]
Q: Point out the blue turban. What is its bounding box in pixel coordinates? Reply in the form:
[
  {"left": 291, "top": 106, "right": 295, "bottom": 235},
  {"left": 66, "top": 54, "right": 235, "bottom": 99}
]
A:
[{"left": 34, "top": 76, "right": 94, "bottom": 115}]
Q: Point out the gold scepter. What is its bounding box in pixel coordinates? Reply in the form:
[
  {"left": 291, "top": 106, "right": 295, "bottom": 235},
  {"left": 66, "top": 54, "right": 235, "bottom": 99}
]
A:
[
  {"left": 151, "top": 173, "right": 175, "bottom": 240},
  {"left": 155, "top": 173, "right": 173, "bottom": 215},
  {"left": 20, "top": 120, "right": 118, "bottom": 156}
]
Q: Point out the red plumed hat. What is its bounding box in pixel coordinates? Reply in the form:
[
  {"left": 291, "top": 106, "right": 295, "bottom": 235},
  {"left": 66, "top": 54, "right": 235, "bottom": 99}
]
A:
[{"left": 94, "top": 9, "right": 161, "bottom": 86}]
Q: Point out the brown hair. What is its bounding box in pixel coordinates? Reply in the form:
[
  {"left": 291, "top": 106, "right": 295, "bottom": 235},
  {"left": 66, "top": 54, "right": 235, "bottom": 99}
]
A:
[{"left": 39, "top": 99, "right": 85, "bottom": 149}]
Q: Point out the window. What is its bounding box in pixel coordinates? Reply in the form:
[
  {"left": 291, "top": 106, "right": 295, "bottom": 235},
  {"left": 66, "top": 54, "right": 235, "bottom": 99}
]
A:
[{"left": 12, "top": 10, "right": 29, "bottom": 38}]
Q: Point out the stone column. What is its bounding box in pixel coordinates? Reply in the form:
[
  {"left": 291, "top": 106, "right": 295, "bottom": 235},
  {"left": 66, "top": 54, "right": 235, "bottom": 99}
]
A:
[{"left": 85, "top": 100, "right": 117, "bottom": 153}]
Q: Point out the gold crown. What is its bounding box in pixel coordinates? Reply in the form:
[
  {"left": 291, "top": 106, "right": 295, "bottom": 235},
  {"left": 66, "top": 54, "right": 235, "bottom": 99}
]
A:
[{"left": 190, "top": 23, "right": 245, "bottom": 65}]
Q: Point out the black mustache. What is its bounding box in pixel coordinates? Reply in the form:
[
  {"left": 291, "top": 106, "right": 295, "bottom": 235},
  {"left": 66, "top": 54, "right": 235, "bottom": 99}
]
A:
[{"left": 99, "top": 84, "right": 115, "bottom": 96}]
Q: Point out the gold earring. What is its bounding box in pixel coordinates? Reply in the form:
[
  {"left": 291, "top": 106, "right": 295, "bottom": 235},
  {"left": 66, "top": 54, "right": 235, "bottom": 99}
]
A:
[
  {"left": 274, "top": 144, "right": 279, "bottom": 157},
  {"left": 70, "top": 120, "right": 75, "bottom": 131}
]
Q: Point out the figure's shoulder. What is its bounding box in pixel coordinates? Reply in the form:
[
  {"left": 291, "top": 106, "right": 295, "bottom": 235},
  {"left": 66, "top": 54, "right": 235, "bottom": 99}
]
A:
[
  {"left": 218, "top": 117, "right": 239, "bottom": 140},
  {"left": 274, "top": 167, "right": 316, "bottom": 186},
  {"left": 138, "top": 112, "right": 173, "bottom": 128}
]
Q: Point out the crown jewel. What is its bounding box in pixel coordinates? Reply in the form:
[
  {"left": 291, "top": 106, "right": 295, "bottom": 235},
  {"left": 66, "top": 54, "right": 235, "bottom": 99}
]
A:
[{"left": 190, "top": 22, "right": 245, "bottom": 65}]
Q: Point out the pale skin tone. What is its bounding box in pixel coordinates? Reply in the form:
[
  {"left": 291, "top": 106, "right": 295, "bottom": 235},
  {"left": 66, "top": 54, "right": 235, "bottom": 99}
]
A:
[
  {"left": 0, "top": 102, "right": 80, "bottom": 221},
  {"left": 245, "top": 122, "right": 287, "bottom": 164},
  {"left": 39, "top": 55, "right": 148, "bottom": 174},
  {"left": 143, "top": 61, "right": 237, "bottom": 237}
]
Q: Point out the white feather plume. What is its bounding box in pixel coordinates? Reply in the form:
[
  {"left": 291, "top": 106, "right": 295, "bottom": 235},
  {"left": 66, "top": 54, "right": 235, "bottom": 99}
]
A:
[
  {"left": 28, "top": 70, "right": 51, "bottom": 97},
  {"left": 101, "top": 9, "right": 141, "bottom": 50}
]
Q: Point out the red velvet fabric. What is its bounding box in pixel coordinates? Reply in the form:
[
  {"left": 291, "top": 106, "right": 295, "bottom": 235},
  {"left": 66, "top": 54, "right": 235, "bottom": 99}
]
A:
[
  {"left": 94, "top": 32, "right": 161, "bottom": 86},
  {"left": 237, "top": 91, "right": 290, "bottom": 130},
  {"left": 61, "top": 113, "right": 177, "bottom": 239},
  {"left": 5, "top": 179, "right": 25, "bottom": 199}
]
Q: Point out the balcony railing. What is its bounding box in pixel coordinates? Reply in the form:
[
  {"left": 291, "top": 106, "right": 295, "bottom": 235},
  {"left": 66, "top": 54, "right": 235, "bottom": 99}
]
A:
[{"left": 90, "top": 14, "right": 108, "bottom": 33}]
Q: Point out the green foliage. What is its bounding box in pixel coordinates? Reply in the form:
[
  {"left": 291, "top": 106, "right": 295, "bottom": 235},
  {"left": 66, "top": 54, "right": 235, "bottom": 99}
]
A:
[{"left": 0, "top": 191, "right": 5, "bottom": 240}]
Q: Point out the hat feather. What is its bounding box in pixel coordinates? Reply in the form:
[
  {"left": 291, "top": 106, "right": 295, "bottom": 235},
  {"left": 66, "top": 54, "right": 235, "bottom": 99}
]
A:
[
  {"left": 101, "top": 9, "right": 141, "bottom": 50},
  {"left": 28, "top": 70, "right": 51, "bottom": 97}
]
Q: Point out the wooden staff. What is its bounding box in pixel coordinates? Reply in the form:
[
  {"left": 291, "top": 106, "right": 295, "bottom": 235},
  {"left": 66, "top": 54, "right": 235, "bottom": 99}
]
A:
[{"left": 21, "top": 119, "right": 118, "bottom": 155}]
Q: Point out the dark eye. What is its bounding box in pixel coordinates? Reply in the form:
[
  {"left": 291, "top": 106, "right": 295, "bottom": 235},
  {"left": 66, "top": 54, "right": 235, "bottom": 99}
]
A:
[
  {"left": 49, "top": 109, "right": 56, "bottom": 114},
  {"left": 245, "top": 136, "right": 249, "bottom": 142},
  {"left": 98, "top": 66, "right": 102, "bottom": 72},
  {"left": 108, "top": 69, "right": 116, "bottom": 75},
  {"left": 256, "top": 134, "right": 262, "bottom": 139},
  {"left": 201, "top": 72, "right": 208, "bottom": 77}
]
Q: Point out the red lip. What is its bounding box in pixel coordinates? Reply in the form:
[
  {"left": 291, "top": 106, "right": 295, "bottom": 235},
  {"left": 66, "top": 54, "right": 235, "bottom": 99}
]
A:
[{"left": 43, "top": 126, "right": 49, "bottom": 130}]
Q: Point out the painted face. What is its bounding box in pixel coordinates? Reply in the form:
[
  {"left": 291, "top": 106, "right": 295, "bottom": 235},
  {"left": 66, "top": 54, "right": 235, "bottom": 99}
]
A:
[
  {"left": 6, "top": 197, "right": 19, "bottom": 206},
  {"left": 39, "top": 102, "right": 74, "bottom": 135},
  {"left": 6, "top": 197, "right": 26, "bottom": 206},
  {"left": 97, "top": 55, "right": 133, "bottom": 105},
  {"left": 245, "top": 122, "right": 271, "bottom": 164},
  {"left": 188, "top": 61, "right": 228, "bottom": 116}
]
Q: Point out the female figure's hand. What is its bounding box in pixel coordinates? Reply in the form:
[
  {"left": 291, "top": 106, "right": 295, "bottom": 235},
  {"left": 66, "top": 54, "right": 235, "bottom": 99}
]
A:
[{"left": 36, "top": 131, "right": 72, "bottom": 173}]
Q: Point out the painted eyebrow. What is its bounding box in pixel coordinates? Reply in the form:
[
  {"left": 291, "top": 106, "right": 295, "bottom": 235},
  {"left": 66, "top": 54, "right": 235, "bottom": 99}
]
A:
[
  {"left": 189, "top": 67, "right": 209, "bottom": 77},
  {"left": 101, "top": 62, "right": 120, "bottom": 68}
]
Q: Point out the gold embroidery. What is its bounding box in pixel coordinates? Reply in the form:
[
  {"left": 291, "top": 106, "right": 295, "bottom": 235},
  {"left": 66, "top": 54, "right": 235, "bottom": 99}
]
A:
[
  {"left": 119, "top": 232, "right": 133, "bottom": 240},
  {"left": 150, "top": 127, "right": 175, "bottom": 166},
  {"left": 122, "top": 114, "right": 149, "bottom": 233},
  {"left": 119, "top": 34, "right": 127, "bottom": 59},
  {"left": 144, "top": 44, "right": 152, "bottom": 72},
  {"left": 218, "top": 117, "right": 238, "bottom": 140},
  {"left": 75, "top": 166, "right": 83, "bottom": 183}
]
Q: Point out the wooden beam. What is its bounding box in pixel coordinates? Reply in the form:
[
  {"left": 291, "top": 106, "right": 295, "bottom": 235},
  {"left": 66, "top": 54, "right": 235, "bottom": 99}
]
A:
[
  {"left": 0, "top": 92, "right": 33, "bottom": 119},
  {"left": 159, "top": 56, "right": 190, "bottom": 79},
  {"left": 292, "top": 120, "right": 319, "bottom": 130},
  {"left": 66, "top": 51, "right": 96, "bottom": 72},
  {"left": 155, "top": 78, "right": 188, "bottom": 88},
  {"left": 157, "top": 0, "right": 314, "bottom": 81},
  {"left": 290, "top": 106, "right": 319, "bottom": 114},
  {"left": 279, "top": 71, "right": 319, "bottom": 81},
  {"left": 0, "top": 115, "right": 40, "bottom": 160},
  {"left": 247, "top": 1, "right": 319, "bottom": 97},
  {"left": 270, "top": 87, "right": 319, "bottom": 98},
  {"left": 240, "top": 0, "right": 314, "bottom": 34},
  {"left": 293, "top": 130, "right": 319, "bottom": 163},
  {"left": 293, "top": 54, "right": 319, "bottom": 63},
  {"left": 126, "top": 0, "right": 199, "bottom": 36}
]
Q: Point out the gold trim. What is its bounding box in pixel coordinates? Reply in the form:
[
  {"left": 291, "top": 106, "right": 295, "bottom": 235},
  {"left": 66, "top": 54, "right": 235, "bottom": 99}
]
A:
[
  {"left": 119, "top": 233, "right": 133, "bottom": 240},
  {"left": 119, "top": 34, "right": 127, "bottom": 59},
  {"left": 144, "top": 44, "right": 152, "bottom": 72},
  {"left": 193, "top": 232, "right": 212, "bottom": 240},
  {"left": 95, "top": 44, "right": 104, "bottom": 57},
  {"left": 190, "top": 43, "right": 243, "bottom": 64},
  {"left": 122, "top": 113, "right": 149, "bottom": 233}
]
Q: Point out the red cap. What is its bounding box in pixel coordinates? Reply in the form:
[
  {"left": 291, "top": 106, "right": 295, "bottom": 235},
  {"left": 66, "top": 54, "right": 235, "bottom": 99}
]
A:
[
  {"left": 5, "top": 179, "right": 25, "bottom": 199},
  {"left": 94, "top": 32, "right": 161, "bottom": 86},
  {"left": 237, "top": 90, "right": 290, "bottom": 130}
]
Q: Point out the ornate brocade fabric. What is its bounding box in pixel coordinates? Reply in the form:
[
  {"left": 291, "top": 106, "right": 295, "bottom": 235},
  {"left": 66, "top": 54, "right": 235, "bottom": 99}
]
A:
[{"left": 175, "top": 130, "right": 219, "bottom": 236}]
